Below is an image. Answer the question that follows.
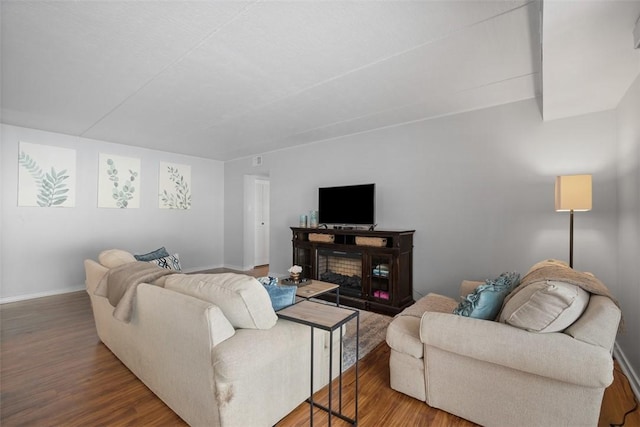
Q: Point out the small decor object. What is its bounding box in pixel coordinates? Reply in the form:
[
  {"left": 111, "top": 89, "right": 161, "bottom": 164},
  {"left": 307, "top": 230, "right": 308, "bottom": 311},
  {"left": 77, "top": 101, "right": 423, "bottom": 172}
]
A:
[
  {"left": 18, "top": 141, "right": 76, "bottom": 207},
  {"left": 299, "top": 214, "right": 307, "bottom": 227},
  {"left": 355, "top": 236, "right": 387, "bottom": 247},
  {"left": 309, "top": 210, "right": 318, "bottom": 228},
  {"left": 159, "top": 162, "right": 191, "bottom": 209},
  {"left": 309, "top": 233, "right": 334, "bottom": 243},
  {"left": 288, "top": 265, "right": 303, "bottom": 283},
  {"left": 98, "top": 154, "right": 140, "bottom": 208},
  {"left": 373, "top": 290, "right": 390, "bottom": 300},
  {"left": 280, "top": 277, "right": 311, "bottom": 286}
]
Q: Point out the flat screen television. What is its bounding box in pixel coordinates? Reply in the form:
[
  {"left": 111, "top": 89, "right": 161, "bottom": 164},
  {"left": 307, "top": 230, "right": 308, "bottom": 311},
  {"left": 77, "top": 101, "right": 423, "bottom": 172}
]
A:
[{"left": 318, "top": 183, "right": 375, "bottom": 225}]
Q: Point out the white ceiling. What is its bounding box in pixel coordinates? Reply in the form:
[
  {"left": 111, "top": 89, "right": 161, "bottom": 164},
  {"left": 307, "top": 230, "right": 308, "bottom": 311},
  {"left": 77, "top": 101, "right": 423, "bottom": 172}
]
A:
[
  {"left": 543, "top": 0, "right": 640, "bottom": 120},
  {"left": 1, "top": 1, "right": 638, "bottom": 161}
]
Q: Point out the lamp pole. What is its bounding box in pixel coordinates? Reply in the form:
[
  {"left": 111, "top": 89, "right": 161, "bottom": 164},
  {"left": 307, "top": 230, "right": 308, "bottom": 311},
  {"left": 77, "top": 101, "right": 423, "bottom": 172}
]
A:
[{"left": 569, "top": 209, "right": 574, "bottom": 268}]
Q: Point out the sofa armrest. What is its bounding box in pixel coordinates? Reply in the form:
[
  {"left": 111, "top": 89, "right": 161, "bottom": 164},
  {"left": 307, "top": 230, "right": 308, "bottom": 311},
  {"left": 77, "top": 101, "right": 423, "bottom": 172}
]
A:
[
  {"left": 420, "top": 312, "right": 613, "bottom": 388},
  {"left": 133, "top": 285, "right": 235, "bottom": 426},
  {"left": 84, "top": 259, "right": 108, "bottom": 295}
]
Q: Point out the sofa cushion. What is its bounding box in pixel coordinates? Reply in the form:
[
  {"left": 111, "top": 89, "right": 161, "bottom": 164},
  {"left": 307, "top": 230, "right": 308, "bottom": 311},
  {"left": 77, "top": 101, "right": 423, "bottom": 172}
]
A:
[
  {"left": 148, "top": 253, "right": 182, "bottom": 271},
  {"left": 499, "top": 280, "right": 589, "bottom": 333},
  {"left": 165, "top": 273, "right": 277, "bottom": 330},
  {"left": 98, "top": 249, "right": 136, "bottom": 268},
  {"left": 211, "top": 321, "right": 304, "bottom": 382},
  {"left": 133, "top": 246, "right": 170, "bottom": 261},
  {"left": 453, "top": 272, "right": 520, "bottom": 320}
]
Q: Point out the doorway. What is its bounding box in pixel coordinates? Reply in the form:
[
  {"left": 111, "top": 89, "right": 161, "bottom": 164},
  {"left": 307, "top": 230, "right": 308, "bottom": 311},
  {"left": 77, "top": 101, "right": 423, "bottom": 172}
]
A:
[{"left": 254, "top": 179, "right": 270, "bottom": 267}]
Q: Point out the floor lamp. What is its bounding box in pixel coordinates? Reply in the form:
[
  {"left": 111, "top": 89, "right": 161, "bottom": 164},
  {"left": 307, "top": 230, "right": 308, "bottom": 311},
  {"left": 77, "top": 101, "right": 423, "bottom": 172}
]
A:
[{"left": 555, "top": 175, "right": 592, "bottom": 268}]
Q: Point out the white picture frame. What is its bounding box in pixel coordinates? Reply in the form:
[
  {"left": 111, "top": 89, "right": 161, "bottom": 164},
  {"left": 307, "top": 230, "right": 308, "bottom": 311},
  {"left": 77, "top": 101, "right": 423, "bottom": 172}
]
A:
[
  {"left": 18, "top": 142, "right": 76, "bottom": 207},
  {"left": 159, "top": 161, "right": 191, "bottom": 209},
  {"left": 98, "top": 154, "right": 141, "bottom": 208}
]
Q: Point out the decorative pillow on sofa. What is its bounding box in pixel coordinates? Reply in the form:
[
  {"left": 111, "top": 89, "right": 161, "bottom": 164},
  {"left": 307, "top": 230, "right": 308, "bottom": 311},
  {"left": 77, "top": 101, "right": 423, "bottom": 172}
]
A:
[
  {"left": 262, "top": 284, "right": 297, "bottom": 311},
  {"left": 453, "top": 272, "right": 520, "bottom": 320},
  {"left": 164, "top": 273, "right": 277, "bottom": 329},
  {"left": 134, "top": 246, "right": 170, "bottom": 261},
  {"left": 148, "top": 253, "right": 182, "bottom": 271},
  {"left": 258, "top": 276, "right": 297, "bottom": 311},
  {"left": 499, "top": 280, "right": 589, "bottom": 333},
  {"left": 98, "top": 249, "right": 136, "bottom": 268}
]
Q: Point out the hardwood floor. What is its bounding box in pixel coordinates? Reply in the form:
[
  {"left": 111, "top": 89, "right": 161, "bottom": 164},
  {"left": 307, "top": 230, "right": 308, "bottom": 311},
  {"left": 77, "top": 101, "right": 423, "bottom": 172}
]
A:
[{"left": 1, "top": 290, "right": 638, "bottom": 426}]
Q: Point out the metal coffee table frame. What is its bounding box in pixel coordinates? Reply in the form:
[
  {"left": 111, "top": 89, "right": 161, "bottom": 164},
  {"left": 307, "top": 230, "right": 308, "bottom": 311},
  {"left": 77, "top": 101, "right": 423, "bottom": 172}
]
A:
[{"left": 277, "top": 300, "right": 359, "bottom": 426}]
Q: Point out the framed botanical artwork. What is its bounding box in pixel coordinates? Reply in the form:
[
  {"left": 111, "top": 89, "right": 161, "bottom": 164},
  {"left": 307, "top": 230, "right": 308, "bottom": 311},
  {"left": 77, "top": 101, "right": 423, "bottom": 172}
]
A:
[
  {"left": 17, "top": 142, "right": 76, "bottom": 207},
  {"left": 98, "top": 154, "right": 141, "bottom": 208},
  {"left": 159, "top": 161, "right": 191, "bottom": 209}
]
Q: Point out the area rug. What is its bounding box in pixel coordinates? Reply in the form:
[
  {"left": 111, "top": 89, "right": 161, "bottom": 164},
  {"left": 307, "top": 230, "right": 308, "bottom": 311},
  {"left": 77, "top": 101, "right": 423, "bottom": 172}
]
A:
[{"left": 341, "top": 308, "right": 392, "bottom": 371}]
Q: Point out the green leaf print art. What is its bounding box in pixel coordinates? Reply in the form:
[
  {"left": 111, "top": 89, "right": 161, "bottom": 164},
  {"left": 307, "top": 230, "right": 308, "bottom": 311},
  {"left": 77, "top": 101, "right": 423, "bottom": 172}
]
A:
[
  {"left": 98, "top": 154, "right": 140, "bottom": 209},
  {"left": 159, "top": 163, "right": 191, "bottom": 209},
  {"left": 106, "top": 158, "right": 138, "bottom": 208},
  {"left": 18, "top": 151, "right": 70, "bottom": 207}
]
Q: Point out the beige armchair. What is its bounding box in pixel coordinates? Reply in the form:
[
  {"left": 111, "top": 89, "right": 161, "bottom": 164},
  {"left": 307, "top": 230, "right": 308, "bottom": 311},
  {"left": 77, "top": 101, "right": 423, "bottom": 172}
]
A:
[{"left": 386, "top": 274, "right": 621, "bottom": 427}]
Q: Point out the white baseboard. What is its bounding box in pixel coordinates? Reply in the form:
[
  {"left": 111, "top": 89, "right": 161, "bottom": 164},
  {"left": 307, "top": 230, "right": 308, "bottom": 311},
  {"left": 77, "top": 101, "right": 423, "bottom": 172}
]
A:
[
  {"left": 614, "top": 341, "right": 640, "bottom": 400},
  {"left": 185, "top": 264, "right": 253, "bottom": 273},
  {"left": 221, "top": 264, "right": 251, "bottom": 272},
  {"left": 1, "top": 285, "right": 85, "bottom": 304},
  {"left": 184, "top": 264, "right": 225, "bottom": 273}
]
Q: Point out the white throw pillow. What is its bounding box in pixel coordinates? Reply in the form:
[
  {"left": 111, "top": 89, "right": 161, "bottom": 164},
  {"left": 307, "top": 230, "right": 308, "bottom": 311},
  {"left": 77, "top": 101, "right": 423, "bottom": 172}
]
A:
[
  {"left": 98, "top": 249, "right": 136, "bottom": 268},
  {"left": 499, "top": 280, "right": 589, "bottom": 333},
  {"left": 165, "top": 273, "right": 277, "bottom": 330},
  {"left": 148, "top": 253, "right": 182, "bottom": 271}
]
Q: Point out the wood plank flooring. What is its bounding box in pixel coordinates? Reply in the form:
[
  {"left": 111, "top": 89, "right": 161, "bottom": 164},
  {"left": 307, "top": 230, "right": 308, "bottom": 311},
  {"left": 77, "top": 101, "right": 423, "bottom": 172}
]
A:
[{"left": 1, "top": 289, "right": 638, "bottom": 426}]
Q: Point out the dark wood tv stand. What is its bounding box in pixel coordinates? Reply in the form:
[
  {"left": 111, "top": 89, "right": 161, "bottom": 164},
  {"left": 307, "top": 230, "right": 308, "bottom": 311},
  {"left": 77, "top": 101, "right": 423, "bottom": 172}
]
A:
[{"left": 291, "top": 227, "right": 415, "bottom": 315}]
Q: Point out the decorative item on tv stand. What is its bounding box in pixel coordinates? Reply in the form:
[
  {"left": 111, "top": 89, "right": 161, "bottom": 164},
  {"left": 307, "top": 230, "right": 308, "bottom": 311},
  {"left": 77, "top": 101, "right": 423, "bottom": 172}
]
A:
[
  {"left": 309, "top": 210, "right": 318, "bottom": 228},
  {"left": 288, "top": 265, "right": 303, "bottom": 283}
]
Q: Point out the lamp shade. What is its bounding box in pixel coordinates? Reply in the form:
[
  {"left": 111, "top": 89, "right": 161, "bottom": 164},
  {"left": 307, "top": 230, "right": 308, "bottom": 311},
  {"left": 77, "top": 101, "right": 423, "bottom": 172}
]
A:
[{"left": 555, "top": 175, "right": 592, "bottom": 212}]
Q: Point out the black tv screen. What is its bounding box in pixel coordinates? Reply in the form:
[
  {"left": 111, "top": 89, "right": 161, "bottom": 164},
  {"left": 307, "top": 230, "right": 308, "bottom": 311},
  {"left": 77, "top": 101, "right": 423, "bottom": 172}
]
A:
[{"left": 318, "top": 184, "right": 375, "bottom": 225}]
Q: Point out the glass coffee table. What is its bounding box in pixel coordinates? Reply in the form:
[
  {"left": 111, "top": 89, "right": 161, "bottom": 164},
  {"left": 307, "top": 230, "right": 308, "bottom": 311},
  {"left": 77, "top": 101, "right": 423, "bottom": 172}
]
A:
[{"left": 277, "top": 300, "right": 359, "bottom": 426}]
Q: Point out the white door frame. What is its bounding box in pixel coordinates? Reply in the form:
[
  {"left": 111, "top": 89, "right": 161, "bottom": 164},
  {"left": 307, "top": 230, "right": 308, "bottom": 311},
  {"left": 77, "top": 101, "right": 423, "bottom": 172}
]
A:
[
  {"left": 254, "top": 179, "right": 270, "bottom": 266},
  {"left": 242, "top": 174, "right": 269, "bottom": 270}
]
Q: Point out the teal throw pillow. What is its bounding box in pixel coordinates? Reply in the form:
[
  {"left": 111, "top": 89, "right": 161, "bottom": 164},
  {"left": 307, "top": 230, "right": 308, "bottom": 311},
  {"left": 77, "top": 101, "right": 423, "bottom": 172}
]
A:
[
  {"left": 262, "top": 284, "right": 297, "bottom": 311},
  {"left": 134, "top": 246, "right": 170, "bottom": 261},
  {"left": 454, "top": 272, "right": 520, "bottom": 320}
]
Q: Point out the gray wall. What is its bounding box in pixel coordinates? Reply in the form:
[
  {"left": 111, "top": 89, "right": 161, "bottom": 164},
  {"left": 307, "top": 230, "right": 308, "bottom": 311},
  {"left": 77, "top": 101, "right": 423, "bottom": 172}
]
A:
[
  {"left": 225, "top": 94, "right": 638, "bottom": 377},
  {"left": 224, "top": 98, "right": 618, "bottom": 298},
  {"left": 0, "top": 124, "right": 225, "bottom": 301},
  {"left": 615, "top": 74, "right": 640, "bottom": 387}
]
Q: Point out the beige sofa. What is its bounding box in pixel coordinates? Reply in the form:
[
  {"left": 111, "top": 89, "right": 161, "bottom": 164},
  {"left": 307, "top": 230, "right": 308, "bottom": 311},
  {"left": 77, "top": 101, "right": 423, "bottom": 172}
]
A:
[
  {"left": 84, "top": 249, "right": 340, "bottom": 427},
  {"left": 386, "top": 261, "right": 622, "bottom": 427}
]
